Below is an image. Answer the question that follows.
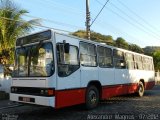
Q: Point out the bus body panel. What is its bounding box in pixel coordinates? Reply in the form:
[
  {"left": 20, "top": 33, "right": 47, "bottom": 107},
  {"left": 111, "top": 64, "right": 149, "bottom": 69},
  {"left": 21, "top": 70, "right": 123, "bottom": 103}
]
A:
[
  {"left": 12, "top": 79, "right": 46, "bottom": 88},
  {"left": 114, "top": 69, "right": 129, "bottom": 85},
  {"left": 55, "top": 88, "right": 86, "bottom": 109},
  {"left": 80, "top": 66, "right": 99, "bottom": 87},
  {"left": 98, "top": 67, "right": 114, "bottom": 85}
]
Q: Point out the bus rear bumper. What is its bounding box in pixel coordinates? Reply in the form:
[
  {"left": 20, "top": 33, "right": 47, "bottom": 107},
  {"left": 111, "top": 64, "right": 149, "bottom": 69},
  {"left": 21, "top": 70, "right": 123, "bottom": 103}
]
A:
[{"left": 10, "top": 93, "right": 55, "bottom": 107}]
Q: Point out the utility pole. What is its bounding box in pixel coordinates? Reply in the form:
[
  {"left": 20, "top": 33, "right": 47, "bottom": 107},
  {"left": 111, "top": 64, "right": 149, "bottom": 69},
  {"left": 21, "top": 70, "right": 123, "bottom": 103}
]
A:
[{"left": 86, "top": 0, "right": 90, "bottom": 40}]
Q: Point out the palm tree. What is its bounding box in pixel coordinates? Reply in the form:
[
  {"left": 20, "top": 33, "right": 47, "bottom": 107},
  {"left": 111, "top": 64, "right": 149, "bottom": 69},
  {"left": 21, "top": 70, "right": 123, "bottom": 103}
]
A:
[{"left": 0, "top": 0, "right": 40, "bottom": 65}]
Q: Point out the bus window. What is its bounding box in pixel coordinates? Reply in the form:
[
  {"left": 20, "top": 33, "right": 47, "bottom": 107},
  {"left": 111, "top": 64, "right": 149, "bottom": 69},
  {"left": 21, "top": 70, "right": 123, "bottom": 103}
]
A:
[
  {"left": 134, "top": 55, "right": 143, "bottom": 70},
  {"left": 113, "top": 50, "right": 126, "bottom": 69},
  {"left": 30, "top": 43, "right": 54, "bottom": 77},
  {"left": 143, "top": 57, "right": 153, "bottom": 71},
  {"left": 149, "top": 58, "right": 153, "bottom": 70},
  {"left": 97, "top": 46, "right": 113, "bottom": 67},
  {"left": 143, "top": 57, "right": 148, "bottom": 70},
  {"left": 14, "top": 47, "right": 29, "bottom": 76},
  {"left": 149, "top": 58, "right": 154, "bottom": 70},
  {"left": 80, "top": 42, "right": 97, "bottom": 67},
  {"left": 57, "top": 44, "right": 79, "bottom": 77},
  {"left": 13, "top": 42, "right": 54, "bottom": 77},
  {"left": 126, "top": 53, "right": 134, "bottom": 70}
]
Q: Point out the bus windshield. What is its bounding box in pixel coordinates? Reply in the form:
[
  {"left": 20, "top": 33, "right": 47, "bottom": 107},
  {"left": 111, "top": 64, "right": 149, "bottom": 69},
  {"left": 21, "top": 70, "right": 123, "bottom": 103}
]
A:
[{"left": 13, "top": 42, "right": 54, "bottom": 77}]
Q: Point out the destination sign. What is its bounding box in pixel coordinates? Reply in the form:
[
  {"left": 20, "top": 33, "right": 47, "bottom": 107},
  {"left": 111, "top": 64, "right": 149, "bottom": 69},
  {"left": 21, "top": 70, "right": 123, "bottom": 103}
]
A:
[{"left": 16, "top": 30, "right": 51, "bottom": 46}]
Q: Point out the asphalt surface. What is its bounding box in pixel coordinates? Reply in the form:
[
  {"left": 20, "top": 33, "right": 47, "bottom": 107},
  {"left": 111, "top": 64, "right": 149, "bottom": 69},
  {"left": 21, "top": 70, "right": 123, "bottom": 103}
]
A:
[{"left": 0, "top": 85, "right": 160, "bottom": 120}]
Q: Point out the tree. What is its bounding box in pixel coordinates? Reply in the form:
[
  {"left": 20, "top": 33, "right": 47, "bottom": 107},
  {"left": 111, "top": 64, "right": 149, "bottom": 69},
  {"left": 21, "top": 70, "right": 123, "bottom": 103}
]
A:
[
  {"left": 71, "top": 30, "right": 115, "bottom": 45},
  {"left": 115, "top": 37, "right": 129, "bottom": 50},
  {"left": 152, "top": 51, "right": 160, "bottom": 71},
  {"left": 0, "top": 0, "right": 40, "bottom": 65},
  {"left": 72, "top": 30, "right": 87, "bottom": 39},
  {"left": 129, "top": 44, "right": 144, "bottom": 53}
]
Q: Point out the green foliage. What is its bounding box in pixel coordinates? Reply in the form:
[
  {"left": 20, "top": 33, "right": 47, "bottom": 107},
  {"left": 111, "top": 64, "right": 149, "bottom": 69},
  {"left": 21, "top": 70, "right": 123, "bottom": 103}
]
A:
[
  {"left": 0, "top": 0, "right": 40, "bottom": 65},
  {"left": 71, "top": 30, "right": 115, "bottom": 46},
  {"left": 143, "top": 46, "right": 160, "bottom": 55},
  {"left": 72, "top": 30, "right": 86, "bottom": 39},
  {"left": 152, "top": 51, "right": 160, "bottom": 71},
  {"left": 115, "top": 37, "right": 129, "bottom": 50},
  {"left": 129, "top": 44, "right": 144, "bottom": 53}
]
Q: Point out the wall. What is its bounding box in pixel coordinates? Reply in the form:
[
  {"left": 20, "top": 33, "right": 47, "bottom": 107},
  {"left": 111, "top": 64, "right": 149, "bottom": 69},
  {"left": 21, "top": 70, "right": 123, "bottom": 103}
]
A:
[{"left": 0, "top": 77, "right": 11, "bottom": 93}]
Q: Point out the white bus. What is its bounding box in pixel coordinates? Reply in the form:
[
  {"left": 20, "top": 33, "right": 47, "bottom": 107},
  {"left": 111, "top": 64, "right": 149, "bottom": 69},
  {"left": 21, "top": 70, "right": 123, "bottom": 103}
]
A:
[{"left": 10, "top": 29, "right": 155, "bottom": 109}]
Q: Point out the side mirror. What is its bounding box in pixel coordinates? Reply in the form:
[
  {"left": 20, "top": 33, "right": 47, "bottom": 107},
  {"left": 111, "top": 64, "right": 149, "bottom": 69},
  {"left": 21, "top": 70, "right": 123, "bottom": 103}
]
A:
[{"left": 64, "top": 43, "right": 70, "bottom": 53}]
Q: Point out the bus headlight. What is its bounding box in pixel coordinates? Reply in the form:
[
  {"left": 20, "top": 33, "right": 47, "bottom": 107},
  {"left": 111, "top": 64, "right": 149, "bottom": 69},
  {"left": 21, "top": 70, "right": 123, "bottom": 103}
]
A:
[
  {"left": 40, "top": 90, "right": 44, "bottom": 94},
  {"left": 14, "top": 88, "right": 17, "bottom": 92},
  {"left": 45, "top": 90, "right": 48, "bottom": 94},
  {"left": 11, "top": 87, "right": 18, "bottom": 92},
  {"left": 11, "top": 88, "right": 15, "bottom": 92}
]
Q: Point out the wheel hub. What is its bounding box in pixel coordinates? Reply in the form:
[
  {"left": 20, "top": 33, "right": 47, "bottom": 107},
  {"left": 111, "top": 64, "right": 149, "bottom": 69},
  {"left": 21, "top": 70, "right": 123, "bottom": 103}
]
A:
[{"left": 89, "top": 90, "right": 97, "bottom": 104}]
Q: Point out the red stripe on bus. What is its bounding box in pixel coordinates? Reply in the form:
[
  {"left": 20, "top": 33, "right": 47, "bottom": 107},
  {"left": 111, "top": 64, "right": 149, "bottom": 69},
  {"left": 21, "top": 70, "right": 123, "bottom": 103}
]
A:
[
  {"left": 55, "top": 88, "right": 86, "bottom": 109},
  {"left": 101, "top": 81, "right": 155, "bottom": 99},
  {"left": 102, "top": 83, "right": 138, "bottom": 99},
  {"left": 144, "top": 81, "right": 155, "bottom": 90},
  {"left": 55, "top": 81, "right": 155, "bottom": 108}
]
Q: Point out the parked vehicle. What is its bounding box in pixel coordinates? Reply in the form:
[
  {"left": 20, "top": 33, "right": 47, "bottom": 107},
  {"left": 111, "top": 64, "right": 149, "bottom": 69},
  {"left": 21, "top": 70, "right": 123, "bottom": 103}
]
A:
[{"left": 10, "top": 29, "right": 155, "bottom": 109}]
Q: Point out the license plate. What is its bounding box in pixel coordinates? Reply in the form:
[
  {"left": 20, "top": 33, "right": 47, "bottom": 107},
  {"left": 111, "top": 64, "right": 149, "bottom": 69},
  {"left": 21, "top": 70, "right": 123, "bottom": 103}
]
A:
[
  {"left": 22, "top": 97, "right": 30, "bottom": 102},
  {"left": 19, "top": 97, "right": 35, "bottom": 103}
]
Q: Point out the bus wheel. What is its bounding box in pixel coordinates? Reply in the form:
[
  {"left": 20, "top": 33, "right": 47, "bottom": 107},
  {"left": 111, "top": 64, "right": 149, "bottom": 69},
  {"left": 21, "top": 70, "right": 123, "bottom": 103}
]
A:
[
  {"left": 137, "top": 81, "right": 144, "bottom": 97},
  {"left": 85, "top": 85, "right": 99, "bottom": 110}
]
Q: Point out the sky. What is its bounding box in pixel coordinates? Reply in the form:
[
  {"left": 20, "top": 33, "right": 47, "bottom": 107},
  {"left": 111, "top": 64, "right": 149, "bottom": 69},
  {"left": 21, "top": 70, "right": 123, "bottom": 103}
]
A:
[{"left": 12, "top": 0, "right": 160, "bottom": 48}]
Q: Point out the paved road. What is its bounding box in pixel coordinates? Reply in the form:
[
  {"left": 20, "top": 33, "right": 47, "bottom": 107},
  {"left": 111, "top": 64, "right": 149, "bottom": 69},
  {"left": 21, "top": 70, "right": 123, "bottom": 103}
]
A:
[{"left": 0, "top": 85, "right": 160, "bottom": 120}]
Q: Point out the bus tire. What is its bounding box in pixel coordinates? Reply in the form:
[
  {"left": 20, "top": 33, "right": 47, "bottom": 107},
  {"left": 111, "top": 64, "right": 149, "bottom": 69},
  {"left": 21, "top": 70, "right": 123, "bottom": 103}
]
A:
[
  {"left": 85, "top": 85, "right": 99, "bottom": 110},
  {"left": 137, "top": 81, "right": 144, "bottom": 97}
]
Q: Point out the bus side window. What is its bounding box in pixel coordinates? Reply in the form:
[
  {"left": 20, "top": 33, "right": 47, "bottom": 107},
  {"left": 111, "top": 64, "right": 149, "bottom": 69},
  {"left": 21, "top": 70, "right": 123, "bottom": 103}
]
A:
[
  {"left": 97, "top": 46, "right": 113, "bottom": 67},
  {"left": 149, "top": 58, "right": 154, "bottom": 70},
  {"left": 57, "top": 43, "right": 79, "bottom": 77},
  {"left": 113, "top": 49, "right": 126, "bottom": 69},
  {"left": 134, "top": 55, "right": 138, "bottom": 69},
  {"left": 143, "top": 57, "right": 147, "bottom": 70},
  {"left": 80, "top": 42, "right": 97, "bottom": 67},
  {"left": 143, "top": 57, "right": 153, "bottom": 71},
  {"left": 126, "top": 53, "right": 134, "bottom": 70},
  {"left": 134, "top": 55, "right": 143, "bottom": 70}
]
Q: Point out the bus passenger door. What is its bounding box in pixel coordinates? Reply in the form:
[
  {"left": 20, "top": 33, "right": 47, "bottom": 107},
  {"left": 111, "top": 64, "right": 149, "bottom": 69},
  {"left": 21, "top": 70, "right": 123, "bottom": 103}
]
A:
[{"left": 55, "top": 34, "right": 82, "bottom": 108}]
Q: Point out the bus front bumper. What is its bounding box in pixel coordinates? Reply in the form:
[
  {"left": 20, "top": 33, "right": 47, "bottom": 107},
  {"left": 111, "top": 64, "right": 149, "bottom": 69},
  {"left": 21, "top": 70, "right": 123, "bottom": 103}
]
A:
[{"left": 10, "top": 93, "right": 55, "bottom": 107}]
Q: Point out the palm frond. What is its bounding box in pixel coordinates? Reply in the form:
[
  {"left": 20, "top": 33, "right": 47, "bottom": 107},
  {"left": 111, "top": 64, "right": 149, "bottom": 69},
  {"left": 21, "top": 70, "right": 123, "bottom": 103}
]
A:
[{"left": 0, "top": 0, "right": 41, "bottom": 64}]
